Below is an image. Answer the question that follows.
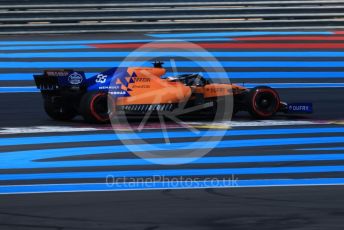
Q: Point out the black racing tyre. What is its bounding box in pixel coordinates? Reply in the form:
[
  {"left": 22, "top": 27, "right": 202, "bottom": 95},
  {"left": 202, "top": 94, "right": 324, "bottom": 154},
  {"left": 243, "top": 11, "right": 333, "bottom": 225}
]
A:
[
  {"left": 44, "top": 99, "right": 77, "bottom": 121},
  {"left": 79, "top": 91, "right": 111, "bottom": 123},
  {"left": 247, "top": 86, "right": 280, "bottom": 119}
]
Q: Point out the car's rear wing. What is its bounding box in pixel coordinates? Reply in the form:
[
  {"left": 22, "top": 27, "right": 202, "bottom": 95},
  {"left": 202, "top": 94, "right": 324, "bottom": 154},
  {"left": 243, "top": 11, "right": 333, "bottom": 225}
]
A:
[{"left": 34, "top": 70, "right": 86, "bottom": 92}]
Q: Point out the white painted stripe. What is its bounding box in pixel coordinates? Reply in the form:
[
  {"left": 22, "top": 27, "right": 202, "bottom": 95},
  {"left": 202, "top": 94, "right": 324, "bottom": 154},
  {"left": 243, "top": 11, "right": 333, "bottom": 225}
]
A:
[
  {"left": 0, "top": 126, "right": 100, "bottom": 135},
  {"left": 188, "top": 120, "right": 317, "bottom": 128},
  {"left": 0, "top": 120, "right": 337, "bottom": 135}
]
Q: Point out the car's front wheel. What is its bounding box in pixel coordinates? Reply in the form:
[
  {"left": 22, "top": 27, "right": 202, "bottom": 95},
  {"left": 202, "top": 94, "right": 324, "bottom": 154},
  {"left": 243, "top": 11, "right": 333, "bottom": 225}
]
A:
[{"left": 247, "top": 86, "right": 280, "bottom": 119}]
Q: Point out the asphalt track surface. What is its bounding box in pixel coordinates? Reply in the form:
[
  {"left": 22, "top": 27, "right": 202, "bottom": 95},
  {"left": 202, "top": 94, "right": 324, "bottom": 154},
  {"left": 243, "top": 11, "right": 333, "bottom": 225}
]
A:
[{"left": 0, "top": 31, "right": 344, "bottom": 229}]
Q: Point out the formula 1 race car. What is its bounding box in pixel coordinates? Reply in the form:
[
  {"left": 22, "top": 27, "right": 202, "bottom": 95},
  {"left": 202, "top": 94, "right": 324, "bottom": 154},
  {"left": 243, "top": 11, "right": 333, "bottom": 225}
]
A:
[{"left": 34, "top": 61, "right": 312, "bottom": 123}]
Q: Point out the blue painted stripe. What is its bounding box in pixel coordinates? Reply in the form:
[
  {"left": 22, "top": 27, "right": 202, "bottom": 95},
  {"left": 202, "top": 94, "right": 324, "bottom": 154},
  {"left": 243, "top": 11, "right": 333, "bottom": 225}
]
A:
[
  {"left": 0, "top": 73, "right": 38, "bottom": 81},
  {"left": 147, "top": 31, "right": 333, "bottom": 38},
  {"left": 0, "top": 45, "right": 92, "bottom": 51},
  {"left": 2, "top": 61, "right": 344, "bottom": 68},
  {"left": 0, "top": 73, "right": 100, "bottom": 81},
  {"left": 5, "top": 153, "right": 344, "bottom": 169},
  {"left": 238, "top": 83, "right": 344, "bottom": 89},
  {"left": 2, "top": 136, "right": 344, "bottom": 170},
  {"left": 0, "top": 178, "right": 343, "bottom": 194},
  {"left": 1, "top": 165, "right": 344, "bottom": 181},
  {"left": 0, "top": 87, "right": 38, "bottom": 93},
  {"left": 3, "top": 72, "right": 344, "bottom": 81},
  {"left": 168, "top": 72, "right": 344, "bottom": 79},
  {"left": 0, "top": 38, "right": 231, "bottom": 46},
  {"left": 4, "top": 51, "right": 344, "bottom": 58},
  {"left": 1, "top": 127, "right": 344, "bottom": 147}
]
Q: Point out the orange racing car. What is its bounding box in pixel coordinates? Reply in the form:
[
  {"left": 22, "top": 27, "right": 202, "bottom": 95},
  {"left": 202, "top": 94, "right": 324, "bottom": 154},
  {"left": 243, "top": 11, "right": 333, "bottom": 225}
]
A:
[{"left": 34, "top": 61, "right": 312, "bottom": 123}]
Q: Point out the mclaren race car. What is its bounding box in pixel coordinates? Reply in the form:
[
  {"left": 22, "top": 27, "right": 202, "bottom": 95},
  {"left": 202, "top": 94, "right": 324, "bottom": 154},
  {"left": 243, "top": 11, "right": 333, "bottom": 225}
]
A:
[{"left": 34, "top": 62, "right": 312, "bottom": 123}]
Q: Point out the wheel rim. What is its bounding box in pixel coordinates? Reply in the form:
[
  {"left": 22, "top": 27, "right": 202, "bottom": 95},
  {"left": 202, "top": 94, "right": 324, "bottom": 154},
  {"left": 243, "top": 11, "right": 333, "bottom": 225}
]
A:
[{"left": 252, "top": 89, "right": 279, "bottom": 117}]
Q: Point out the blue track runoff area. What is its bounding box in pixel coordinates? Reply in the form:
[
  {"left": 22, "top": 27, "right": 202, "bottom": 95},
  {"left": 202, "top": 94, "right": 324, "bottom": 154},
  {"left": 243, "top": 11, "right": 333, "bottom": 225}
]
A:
[
  {"left": 0, "top": 38, "right": 231, "bottom": 46},
  {"left": 1, "top": 31, "right": 344, "bottom": 195},
  {"left": 2, "top": 135, "right": 344, "bottom": 169},
  {"left": 1, "top": 32, "right": 344, "bottom": 92},
  {"left": 2, "top": 61, "right": 344, "bottom": 68},
  {"left": 1, "top": 125, "right": 344, "bottom": 194},
  {"left": 3, "top": 51, "right": 344, "bottom": 58},
  {"left": 1, "top": 127, "right": 344, "bottom": 147}
]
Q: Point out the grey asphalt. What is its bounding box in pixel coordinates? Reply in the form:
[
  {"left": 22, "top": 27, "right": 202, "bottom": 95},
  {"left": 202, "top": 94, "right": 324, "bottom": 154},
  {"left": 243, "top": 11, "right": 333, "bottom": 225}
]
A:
[{"left": 0, "top": 186, "right": 343, "bottom": 230}]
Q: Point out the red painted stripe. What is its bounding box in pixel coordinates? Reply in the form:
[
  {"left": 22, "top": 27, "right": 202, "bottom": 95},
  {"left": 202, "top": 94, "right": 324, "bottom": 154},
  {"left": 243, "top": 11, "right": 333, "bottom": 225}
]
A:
[
  {"left": 334, "top": 31, "right": 344, "bottom": 34},
  {"left": 91, "top": 43, "right": 344, "bottom": 49},
  {"left": 235, "top": 36, "right": 344, "bottom": 41}
]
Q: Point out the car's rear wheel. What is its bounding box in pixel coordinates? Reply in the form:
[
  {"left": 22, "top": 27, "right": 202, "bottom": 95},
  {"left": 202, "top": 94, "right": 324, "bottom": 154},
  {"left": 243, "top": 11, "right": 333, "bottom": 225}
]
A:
[
  {"left": 80, "top": 91, "right": 111, "bottom": 123},
  {"left": 247, "top": 86, "right": 280, "bottom": 119},
  {"left": 44, "top": 98, "right": 77, "bottom": 121}
]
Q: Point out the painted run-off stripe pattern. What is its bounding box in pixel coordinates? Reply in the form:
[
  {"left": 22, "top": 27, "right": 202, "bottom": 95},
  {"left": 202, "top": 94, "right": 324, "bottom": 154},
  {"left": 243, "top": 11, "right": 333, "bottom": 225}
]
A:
[
  {"left": 2, "top": 135, "right": 344, "bottom": 170},
  {"left": 235, "top": 36, "right": 344, "bottom": 41},
  {"left": 0, "top": 45, "right": 91, "bottom": 51},
  {"left": 0, "top": 38, "right": 231, "bottom": 46},
  {"left": 4, "top": 42, "right": 344, "bottom": 51},
  {"left": 1, "top": 127, "right": 344, "bottom": 147},
  {"left": 1, "top": 32, "right": 344, "bottom": 195},
  {"left": 1, "top": 126, "right": 344, "bottom": 192},
  {"left": 3, "top": 61, "right": 344, "bottom": 68},
  {"left": 0, "top": 121, "right": 329, "bottom": 135},
  {"left": 1, "top": 125, "right": 344, "bottom": 191},
  {"left": 1, "top": 178, "right": 344, "bottom": 195},
  {"left": 90, "top": 43, "right": 344, "bottom": 49},
  {"left": 3, "top": 153, "right": 344, "bottom": 170},
  {"left": 1, "top": 132, "right": 344, "bottom": 192},
  {"left": 5, "top": 51, "right": 344, "bottom": 58}
]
